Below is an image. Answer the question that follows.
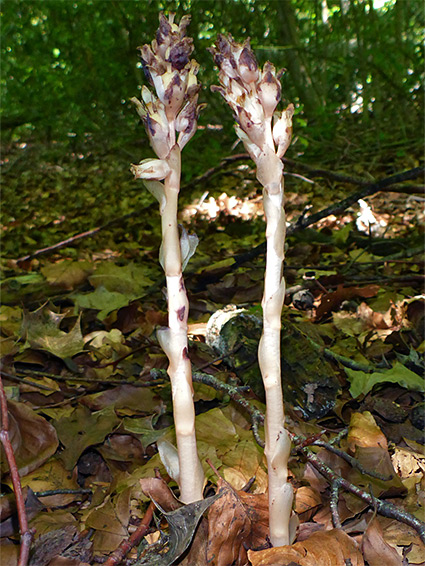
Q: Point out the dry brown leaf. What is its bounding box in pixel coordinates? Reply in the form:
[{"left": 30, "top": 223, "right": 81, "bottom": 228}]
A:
[
  {"left": 247, "top": 528, "right": 364, "bottom": 566},
  {"left": 346, "top": 412, "right": 403, "bottom": 493},
  {"left": 361, "top": 517, "right": 403, "bottom": 566},
  {"left": 315, "top": 284, "right": 379, "bottom": 320},
  {"left": 139, "top": 477, "right": 181, "bottom": 512},
  {"left": 0, "top": 400, "right": 59, "bottom": 477},
  {"left": 381, "top": 520, "right": 425, "bottom": 565},
  {"left": 180, "top": 517, "right": 209, "bottom": 566},
  {"left": 206, "top": 478, "right": 269, "bottom": 566},
  {"left": 347, "top": 411, "right": 388, "bottom": 451},
  {"left": 294, "top": 486, "right": 322, "bottom": 519}
]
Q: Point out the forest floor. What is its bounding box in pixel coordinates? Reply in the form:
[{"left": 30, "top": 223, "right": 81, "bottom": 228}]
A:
[{"left": 1, "top": 133, "right": 424, "bottom": 565}]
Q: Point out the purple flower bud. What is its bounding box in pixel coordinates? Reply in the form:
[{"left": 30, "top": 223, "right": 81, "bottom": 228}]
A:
[
  {"left": 258, "top": 62, "right": 281, "bottom": 119},
  {"left": 238, "top": 46, "right": 259, "bottom": 84},
  {"left": 168, "top": 37, "right": 194, "bottom": 71}
]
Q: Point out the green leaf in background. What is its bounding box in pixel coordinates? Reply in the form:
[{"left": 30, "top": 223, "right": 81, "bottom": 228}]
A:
[
  {"left": 41, "top": 260, "right": 93, "bottom": 289},
  {"left": 88, "top": 262, "right": 154, "bottom": 295},
  {"left": 21, "top": 307, "right": 85, "bottom": 359},
  {"left": 346, "top": 361, "right": 425, "bottom": 398},
  {"left": 73, "top": 285, "right": 136, "bottom": 320},
  {"left": 53, "top": 405, "right": 120, "bottom": 470},
  {"left": 72, "top": 262, "right": 155, "bottom": 319},
  {"left": 0, "top": 305, "right": 23, "bottom": 336}
]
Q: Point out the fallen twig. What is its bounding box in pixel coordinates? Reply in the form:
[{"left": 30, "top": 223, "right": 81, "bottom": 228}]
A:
[
  {"left": 0, "top": 375, "right": 34, "bottom": 566},
  {"left": 231, "top": 165, "right": 425, "bottom": 268},
  {"left": 103, "top": 501, "right": 155, "bottom": 566},
  {"left": 296, "top": 445, "right": 425, "bottom": 543},
  {"left": 187, "top": 373, "right": 425, "bottom": 543}
]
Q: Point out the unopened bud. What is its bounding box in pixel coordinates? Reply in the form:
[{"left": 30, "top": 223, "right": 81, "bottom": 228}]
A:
[
  {"left": 238, "top": 45, "right": 259, "bottom": 84},
  {"left": 258, "top": 62, "right": 281, "bottom": 119},
  {"left": 131, "top": 158, "right": 170, "bottom": 181}
]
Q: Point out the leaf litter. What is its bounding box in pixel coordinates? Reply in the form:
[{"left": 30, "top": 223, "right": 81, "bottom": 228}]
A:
[{"left": 1, "top": 146, "right": 424, "bottom": 565}]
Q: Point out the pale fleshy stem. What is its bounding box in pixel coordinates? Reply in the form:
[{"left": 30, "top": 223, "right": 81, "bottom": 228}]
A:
[
  {"left": 258, "top": 180, "right": 294, "bottom": 546},
  {"left": 157, "top": 144, "right": 204, "bottom": 503}
]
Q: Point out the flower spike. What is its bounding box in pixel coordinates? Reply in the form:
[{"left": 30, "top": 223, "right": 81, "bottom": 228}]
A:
[
  {"left": 210, "top": 34, "right": 295, "bottom": 546},
  {"left": 131, "top": 13, "right": 205, "bottom": 504}
]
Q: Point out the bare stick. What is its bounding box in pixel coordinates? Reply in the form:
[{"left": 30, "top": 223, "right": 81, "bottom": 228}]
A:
[
  {"left": 297, "top": 445, "right": 425, "bottom": 543},
  {"left": 0, "top": 376, "right": 34, "bottom": 566},
  {"left": 104, "top": 501, "right": 155, "bottom": 566}
]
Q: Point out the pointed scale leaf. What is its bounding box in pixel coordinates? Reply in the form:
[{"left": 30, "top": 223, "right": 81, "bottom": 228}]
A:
[
  {"left": 180, "top": 226, "right": 199, "bottom": 271},
  {"left": 143, "top": 180, "right": 166, "bottom": 213},
  {"left": 157, "top": 438, "right": 180, "bottom": 485}
]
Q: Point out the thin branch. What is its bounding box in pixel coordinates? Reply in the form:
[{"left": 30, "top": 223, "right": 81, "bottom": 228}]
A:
[
  {"left": 103, "top": 501, "right": 155, "bottom": 566},
  {"left": 330, "top": 480, "right": 342, "bottom": 529},
  {"left": 34, "top": 488, "right": 92, "bottom": 497},
  {"left": 292, "top": 166, "right": 424, "bottom": 232},
  {"left": 12, "top": 162, "right": 423, "bottom": 265},
  {"left": 231, "top": 166, "right": 425, "bottom": 268},
  {"left": 190, "top": 373, "right": 425, "bottom": 542},
  {"left": 296, "top": 445, "right": 425, "bottom": 544},
  {"left": 311, "top": 440, "right": 393, "bottom": 481},
  {"left": 15, "top": 211, "right": 139, "bottom": 264},
  {"left": 0, "top": 376, "right": 34, "bottom": 566},
  {"left": 1, "top": 371, "right": 76, "bottom": 396}
]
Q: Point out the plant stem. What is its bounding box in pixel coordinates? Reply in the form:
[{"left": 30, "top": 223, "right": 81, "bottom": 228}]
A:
[
  {"left": 258, "top": 177, "right": 293, "bottom": 547},
  {"left": 159, "top": 145, "right": 204, "bottom": 504}
]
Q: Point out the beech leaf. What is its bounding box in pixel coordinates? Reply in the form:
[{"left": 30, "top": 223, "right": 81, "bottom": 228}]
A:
[
  {"left": 247, "top": 528, "right": 364, "bottom": 566},
  {"left": 0, "top": 401, "right": 59, "bottom": 478},
  {"left": 206, "top": 478, "right": 269, "bottom": 566}
]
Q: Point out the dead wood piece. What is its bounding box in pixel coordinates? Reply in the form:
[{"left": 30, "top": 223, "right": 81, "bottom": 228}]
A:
[{"left": 0, "top": 375, "right": 34, "bottom": 566}]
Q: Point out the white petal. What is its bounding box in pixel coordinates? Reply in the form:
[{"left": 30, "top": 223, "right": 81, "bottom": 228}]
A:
[
  {"left": 235, "top": 124, "right": 262, "bottom": 161},
  {"left": 131, "top": 158, "right": 170, "bottom": 181},
  {"left": 273, "top": 104, "right": 294, "bottom": 158}
]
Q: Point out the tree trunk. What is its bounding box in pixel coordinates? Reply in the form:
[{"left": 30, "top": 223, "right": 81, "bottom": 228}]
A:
[{"left": 276, "top": 0, "right": 324, "bottom": 118}]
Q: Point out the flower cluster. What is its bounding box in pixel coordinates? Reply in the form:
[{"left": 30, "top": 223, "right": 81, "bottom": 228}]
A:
[
  {"left": 131, "top": 13, "right": 204, "bottom": 181},
  {"left": 209, "top": 34, "right": 294, "bottom": 194}
]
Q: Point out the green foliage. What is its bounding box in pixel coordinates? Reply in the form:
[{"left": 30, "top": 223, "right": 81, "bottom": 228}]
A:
[
  {"left": 2, "top": 0, "right": 423, "bottom": 151},
  {"left": 346, "top": 361, "right": 425, "bottom": 398}
]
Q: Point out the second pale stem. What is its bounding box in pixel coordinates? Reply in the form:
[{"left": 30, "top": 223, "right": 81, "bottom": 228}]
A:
[{"left": 259, "top": 184, "right": 293, "bottom": 546}]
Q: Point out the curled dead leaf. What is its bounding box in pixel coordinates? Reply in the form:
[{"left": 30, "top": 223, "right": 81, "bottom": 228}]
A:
[
  {"left": 140, "top": 477, "right": 181, "bottom": 512},
  {"left": 361, "top": 517, "right": 403, "bottom": 566},
  {"left": 207, "top": 478, "right": 269, "bottom": 566},
  {"left": 247, "top": 528, "right": 364, "bottom": 566}
]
